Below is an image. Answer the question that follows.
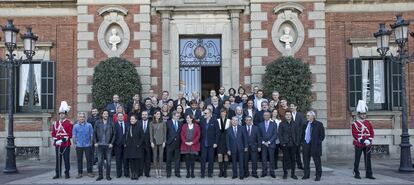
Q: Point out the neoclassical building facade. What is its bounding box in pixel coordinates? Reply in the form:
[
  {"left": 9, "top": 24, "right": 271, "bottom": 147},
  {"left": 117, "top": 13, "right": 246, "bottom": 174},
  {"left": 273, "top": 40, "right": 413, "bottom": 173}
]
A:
[{"left": 0, "top": 0, "right": 413, "bottom": 161}]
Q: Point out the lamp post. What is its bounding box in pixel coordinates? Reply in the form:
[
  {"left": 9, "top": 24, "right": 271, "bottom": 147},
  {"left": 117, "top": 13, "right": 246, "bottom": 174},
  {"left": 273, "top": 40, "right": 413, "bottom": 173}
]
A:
[
  {"left": 374, "top": 14, "right": 414, "bottom": 172},
  {"left": 0, "top": 19, "right": 38, "bottom": 174}
]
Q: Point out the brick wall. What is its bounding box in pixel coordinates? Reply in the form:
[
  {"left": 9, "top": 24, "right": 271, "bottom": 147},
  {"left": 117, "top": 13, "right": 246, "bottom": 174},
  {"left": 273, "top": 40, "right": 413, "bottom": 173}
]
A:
[
  {"left": 326, "top": 11, "right": 414, "bottom": 129},
  {"left": 0, "top": 17, "right": 77, "bottom": 121}
]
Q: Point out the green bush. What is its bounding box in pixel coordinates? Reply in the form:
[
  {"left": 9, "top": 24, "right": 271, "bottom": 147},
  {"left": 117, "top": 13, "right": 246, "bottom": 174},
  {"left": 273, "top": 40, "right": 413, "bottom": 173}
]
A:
[
  {"left": 263, "top": 56, "right": 313, "bottom": 112},
  {"left": 92, "top": 57, "right": 142, "bottom": 110}
]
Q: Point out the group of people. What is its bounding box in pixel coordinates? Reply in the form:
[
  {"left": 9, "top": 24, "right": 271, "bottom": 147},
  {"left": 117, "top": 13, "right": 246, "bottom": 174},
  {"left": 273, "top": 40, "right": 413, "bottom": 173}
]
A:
[{"left": 50, "top": 86, "right": 375, "bottom": 182}]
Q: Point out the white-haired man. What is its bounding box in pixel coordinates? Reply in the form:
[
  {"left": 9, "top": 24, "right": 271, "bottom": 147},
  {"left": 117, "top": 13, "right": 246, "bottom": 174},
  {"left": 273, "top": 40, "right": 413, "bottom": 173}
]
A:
[{"left": 302, "top": 110, "right": 325, "bottom": 181}]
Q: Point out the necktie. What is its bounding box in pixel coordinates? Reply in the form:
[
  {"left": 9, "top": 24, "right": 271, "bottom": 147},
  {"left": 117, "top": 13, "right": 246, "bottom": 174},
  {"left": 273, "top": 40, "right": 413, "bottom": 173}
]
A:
[
  {"left": 265, "top": 121, "right": 269, "bottom": 132},
  {"left": 248, "top": 125, "right": 251, "bottom": 136},
  {"left": 234, "top": 127, "right": 237, "bottom": 136},
  {"left": 122, "top": 122, "right": 125, "bottom": 134},
  {"left": 305, "top": 122, "right": 312, "bottom": 144},
  {"left": 143, "top": 121, "right": 147, "bottom": 132},
  {"left": 293, "top": 112, "right": 296, "bottom": 121},
  {"left": 174, "top": 121, "right": 178, "bottom": 131}
]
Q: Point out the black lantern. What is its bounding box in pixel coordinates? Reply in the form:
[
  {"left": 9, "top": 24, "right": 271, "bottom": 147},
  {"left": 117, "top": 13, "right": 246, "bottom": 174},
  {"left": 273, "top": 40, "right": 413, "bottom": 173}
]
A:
[
  {"left": 1, "top": 20, "right": 19, "bottom": 52},
  {"left": 390, "top": 14, "right": 409, "bottom": 47},
  {"left": 21, "top": 27, "right": 38, "bottom": 60},
  {"left": 373, "top": 23, "right": 391, "bottom": 57}
]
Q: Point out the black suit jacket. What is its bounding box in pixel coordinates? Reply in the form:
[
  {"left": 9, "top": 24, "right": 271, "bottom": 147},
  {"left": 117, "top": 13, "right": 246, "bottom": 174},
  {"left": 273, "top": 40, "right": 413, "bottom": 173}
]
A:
[
  {"left": 138, "top": 120, "right": 151, "bottom": 147},
  {"left": 293, "top": 112, "right": 305, "bottom": 131},
  {"left": 184, "top": 108, "right": 202, "bottom": 121},
  {"left": 243, "top": 124, "right": 261, "bottom": 152},
  {"left": 226, "top": 125, "right": 247, "bottom": 153},
  {"left": 259, "top": 120, "right": 277, "bottom": 148},
  {"left": 302, "top": 120, "right": 325, "bottom": 156},
  {"left": 166, "top": 119, "right": 182, "bottom": 148},
  {"left": 200, "top": 118, "right": 220, "bottom": 148},
  {"left": 114, "top": 121, "right": 130, "bottom": 146},
  {"left": 278, "top": 120, "right": 301, "bottom": 146}
]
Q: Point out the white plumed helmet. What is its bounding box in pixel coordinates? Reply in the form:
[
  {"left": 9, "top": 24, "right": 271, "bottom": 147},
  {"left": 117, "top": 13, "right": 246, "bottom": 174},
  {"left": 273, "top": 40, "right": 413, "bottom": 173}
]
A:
[
  {"left": 58, "top": 101, "right": 71, "bottom": 114},
  {"left": 356, "top": 100, "right": 368, "bottom": 113}
]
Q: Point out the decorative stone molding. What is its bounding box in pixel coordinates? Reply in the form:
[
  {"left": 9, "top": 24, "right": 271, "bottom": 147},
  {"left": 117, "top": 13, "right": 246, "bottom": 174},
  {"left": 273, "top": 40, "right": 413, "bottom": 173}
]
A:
[
  {"left": 97, "top": 5, "right": 130, "bottom": 57},
  {"left": 271, "top": 3, "right": 305, "bottom": 56}
]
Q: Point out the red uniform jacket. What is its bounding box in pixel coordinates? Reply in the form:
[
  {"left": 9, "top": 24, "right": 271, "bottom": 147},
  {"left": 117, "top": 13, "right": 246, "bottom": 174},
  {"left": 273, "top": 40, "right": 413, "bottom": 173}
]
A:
[
  {"left": 180, "top": 123, "right": 201, "bottom": 153},
  {"left": 51, "top": 119, "right": 73, "bottom": 147},
  {"left": 352, "top": 119, "right": 374, "bottom": 148}
]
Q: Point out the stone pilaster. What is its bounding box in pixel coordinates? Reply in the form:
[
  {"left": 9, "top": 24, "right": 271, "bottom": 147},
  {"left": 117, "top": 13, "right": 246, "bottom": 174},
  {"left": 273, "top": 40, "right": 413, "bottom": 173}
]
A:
[
  {"left": 77, "top": 4, "right": 94, "bottom": 112},
  {"left": 133, "top": 2, "right": 152, "bottom": 98},
  {"left": 230, "top": 9, "right": 241, "bottom": 88},
  {"left": 160, "top": 10, "right": 171, "bottom": 96},
  {"left": 250, "top": 3, "right": 268, "bottom": 89}
]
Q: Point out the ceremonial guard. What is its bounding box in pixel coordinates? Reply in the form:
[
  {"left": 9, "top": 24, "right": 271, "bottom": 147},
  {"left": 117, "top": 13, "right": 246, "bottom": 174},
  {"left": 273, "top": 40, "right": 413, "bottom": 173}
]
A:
[
  {"left": 352, "top": 100, "right": 375, "bottom": 180},
  {"left": 51, "top": 101, "right": 73, "bottom": 179}
]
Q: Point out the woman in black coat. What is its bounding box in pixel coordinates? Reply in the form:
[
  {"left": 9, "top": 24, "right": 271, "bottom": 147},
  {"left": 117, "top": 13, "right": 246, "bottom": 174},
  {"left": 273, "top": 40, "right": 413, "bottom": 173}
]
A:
[{"left": 124, "top": 115, "right": 143, "bottom": 180}]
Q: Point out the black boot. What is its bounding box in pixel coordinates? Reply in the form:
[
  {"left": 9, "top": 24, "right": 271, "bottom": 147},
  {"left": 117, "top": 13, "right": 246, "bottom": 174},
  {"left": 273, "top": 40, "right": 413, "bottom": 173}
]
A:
[
  {"left": 218, "top": 162, "right": 223, "bottom": 177},
  {"left": 223, "top": 161, "right": 228, "bottom": 178},
  {"left": 191, "top": 164, "right": 195, "bottom": 178}
]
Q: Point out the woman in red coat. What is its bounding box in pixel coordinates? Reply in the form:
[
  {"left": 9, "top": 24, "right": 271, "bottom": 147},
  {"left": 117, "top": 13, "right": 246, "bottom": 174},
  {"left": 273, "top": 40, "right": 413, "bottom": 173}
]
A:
[{"left": 180, "top": 114, "right": 200, "bottom": 178}]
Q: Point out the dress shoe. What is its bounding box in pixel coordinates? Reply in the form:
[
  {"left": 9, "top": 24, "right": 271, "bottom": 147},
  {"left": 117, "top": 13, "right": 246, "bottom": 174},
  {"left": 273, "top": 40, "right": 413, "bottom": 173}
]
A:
[
  {"left": 315, "top": 176, "right": 321, "bottom": 181},
  {"left": 283, "top": 174, "right": 287, "bottom": 179},
  {"left": 116, "top": 175, "right": 121, "bottom": 178},
  {"left": 366, "top": 176, "right": 376, "bottom": 180},
  {"left": 176, "top": 174, "right": 181, "bottom": 178},
  {"left": 208, "top": 174, "right": 213, "bottom": 178},
  {"left": 96, "top": 176, "right": 103, "bottom": 181},
  {"left": 191, "top": 174, "right": 195, "bottom": 178},
  {"left": 252, "top": 174, "right": 259, "bottom": 178},
  {"left": 354, "top": 174, "right": 361, "bottom": 179},
  {"left": 201, "top": 175, "right": 205, "bottom": 178},
  {"left": 239, "top": 177, "right": 244, "bottom": 180},
  {"left": 167, "top": 174, "right": 171, "bottom": 178},
  {"left": 302, "top": 176, "right": 310, "bottom": 180},
  {"left": 186, "top": 174, "right": 190, "bottom": 178},
  {"left": 65, "top": 174, "right": 70, "bottom": 179},
  {"left": 291, "top": 175, "right": 298, "bottom": 179},
  {"left": 125, "top": 175, "right": 129, "bottom": 178},
  {"left": 270, "top": 174, "right": 276, "bottom": 178},
  {"left": 145, "top": 175, "right": 151, "bottom": 178},
  {"left": 76, "top": 174, "right": 83, "bottom": 179},
  {"left": 87, "top": 173, "right": 95, "bottom": 178},
  {"left": 52, "top": 175, "right": 60, "bottom": 179},
  {"left": 106, "top": 176, "right": 112, "bottom": 181},
  {"left": 261, "top": 174, "right": 267, "bottom": 177},
  {"left": 232, "top": 176, "right": 237, "bottom": 179}
]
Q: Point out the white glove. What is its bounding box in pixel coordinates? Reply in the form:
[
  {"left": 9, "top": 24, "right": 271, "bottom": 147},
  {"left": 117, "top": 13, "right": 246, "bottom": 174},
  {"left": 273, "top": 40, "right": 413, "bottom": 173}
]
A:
[
  {"left": 55, "top": 140, "right": 63, "bottom": 146},
  {"left": 364, "top": 140, "right": 371, "bottom": 146}
]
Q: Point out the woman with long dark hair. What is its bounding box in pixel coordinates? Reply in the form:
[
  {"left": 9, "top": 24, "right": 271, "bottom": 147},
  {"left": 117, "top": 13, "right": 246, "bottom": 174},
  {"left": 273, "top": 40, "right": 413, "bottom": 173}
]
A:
[
  {"left": 180, "top": 114, "right": 200, "bottom": 178},
  {"left": 149, "top": 110, "right": 166, "bottom": 178},
  {"left": 124, "top": 115, "right": 143, "bottom": 180}
]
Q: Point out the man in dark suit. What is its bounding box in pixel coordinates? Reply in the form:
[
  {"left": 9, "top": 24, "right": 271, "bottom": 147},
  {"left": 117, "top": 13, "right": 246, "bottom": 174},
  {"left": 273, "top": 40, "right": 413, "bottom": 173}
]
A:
[
  {"left": 243, "top": 99, "right": 257, "bottom": 120},
  {"left": 218, "top": 86, "right": 229, "bottom": 105},
  {"left": 114, "top": 112, "right": 130, "bottom": 178},
  {"left": 210, "top": 96, "right": 222, "bottom": 119},
  {"left": 290, "top": 103, "right": 305, "bottom": 170},
  {"left": 142, "top": 98, "right": 154, "bottom": 121},
  {"left": 106, "top": 94, "right": 120, "bottom": 119},
  {"left": 199, "top": 109, "right": 220, "bottom": 178},
  {"left": 184, "top": 100, "right": 202, "bottom": 121},
  {"left": 302, "top": 110, "right": 325, "bottom": 181},
  {"left": 138, "top": 111, "right": 151, "bottom": 177},
  {"left": 166, "top": 111, "right": 183, "bottom": 178},
  {"left": 173, "top": 91, "right": 184, "bottom": 107},
  {"left": 254, "top": 101, "right": 270, "bottom": 124},
  {"left": 259, "top": 111, "right": 277, "bottom": 178},
  {"left": 279, "top": 111, "right": 300, "bottom": 180},
  {"left": 243, "top": 116, "right": 261, "bottom": 178},
  {"left": 204, "top": 89, "right": 217, "bottom": 106},
  {"left": 227, "top": 116, "right": 247, "bottom": 180}
]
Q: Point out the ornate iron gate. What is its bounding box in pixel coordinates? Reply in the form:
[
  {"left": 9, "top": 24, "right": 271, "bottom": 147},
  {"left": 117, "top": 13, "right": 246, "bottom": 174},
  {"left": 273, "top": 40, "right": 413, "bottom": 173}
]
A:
[{"left": 179, "top": 37, "right": 221, "bottom": 100}]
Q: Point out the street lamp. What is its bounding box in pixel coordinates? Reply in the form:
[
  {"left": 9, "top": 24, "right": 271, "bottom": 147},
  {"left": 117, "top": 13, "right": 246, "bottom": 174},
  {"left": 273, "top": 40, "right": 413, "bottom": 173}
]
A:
[
  {"left": 373, "top": 14, "right": 414, "bottom": 172},
  {"left": 0, "top": 19, "right": 38, "bottom": 174}
]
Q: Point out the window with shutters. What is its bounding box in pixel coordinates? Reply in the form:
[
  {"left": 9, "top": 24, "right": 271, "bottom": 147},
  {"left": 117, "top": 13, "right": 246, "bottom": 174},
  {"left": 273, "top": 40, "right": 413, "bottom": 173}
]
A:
[
  {"left": 347, "top": 57, "right": 402, "bottom": 111},
  {"left": 0, "top": 60, "right": 55, "bottom": 113}
]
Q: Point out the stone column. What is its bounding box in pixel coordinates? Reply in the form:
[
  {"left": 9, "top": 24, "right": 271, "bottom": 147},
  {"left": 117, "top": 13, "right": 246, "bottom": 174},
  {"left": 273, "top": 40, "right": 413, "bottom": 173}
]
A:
[
  {"left": 160, "top": 10, "right": 171, "bottom": 93},
  {"left": 230, "top": 9, "right": 241, "bottom": 88}
]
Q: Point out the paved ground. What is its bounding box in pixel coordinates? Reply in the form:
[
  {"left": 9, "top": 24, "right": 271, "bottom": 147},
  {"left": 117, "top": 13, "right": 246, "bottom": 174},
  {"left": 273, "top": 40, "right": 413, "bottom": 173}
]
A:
[{"left": 1, "top": 158, "right": 414, "bottom": 185}]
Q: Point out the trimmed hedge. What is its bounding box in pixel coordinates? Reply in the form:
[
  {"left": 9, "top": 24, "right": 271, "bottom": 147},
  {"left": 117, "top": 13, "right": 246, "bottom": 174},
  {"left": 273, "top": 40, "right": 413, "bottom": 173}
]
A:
[
  {"left": 263, "top": 56, "right": 313, "bottom": 112},
  {"left": 91, "top": 57, "right": 142, "bottom": 110}
]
